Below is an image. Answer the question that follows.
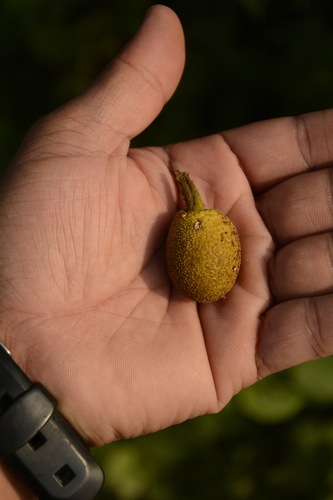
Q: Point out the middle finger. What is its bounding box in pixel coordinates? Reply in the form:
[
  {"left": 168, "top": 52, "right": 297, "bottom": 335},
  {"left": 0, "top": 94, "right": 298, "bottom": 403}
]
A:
[
  {"left": 256, "top": 167, "right": 333, "bottom": 247},
  {"left": 268, "top": 232, "right": 333, "bottom": 303}
]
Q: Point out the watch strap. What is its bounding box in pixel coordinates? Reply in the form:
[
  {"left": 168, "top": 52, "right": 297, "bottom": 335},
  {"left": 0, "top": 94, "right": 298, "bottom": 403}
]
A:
[{"left": 0, "top": 342, "right": 104, "bottom": 500}]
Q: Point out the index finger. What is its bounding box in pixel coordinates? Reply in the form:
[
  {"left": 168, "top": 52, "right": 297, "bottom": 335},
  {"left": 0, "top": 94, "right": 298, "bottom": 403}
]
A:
[{"left": 221, "top": 109, "right": 333, "bottom": 193}]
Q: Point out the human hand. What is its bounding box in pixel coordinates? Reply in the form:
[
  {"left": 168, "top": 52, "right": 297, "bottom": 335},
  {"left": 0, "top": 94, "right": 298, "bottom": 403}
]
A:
[{"left": 0, "top": 4, "right": 332, "bottom": 470}]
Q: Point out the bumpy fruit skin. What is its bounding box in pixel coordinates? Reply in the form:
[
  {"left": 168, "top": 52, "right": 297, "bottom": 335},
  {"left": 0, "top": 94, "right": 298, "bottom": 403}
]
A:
[{"left": 166, "top": 209, "right": 241, "bottom": 303}]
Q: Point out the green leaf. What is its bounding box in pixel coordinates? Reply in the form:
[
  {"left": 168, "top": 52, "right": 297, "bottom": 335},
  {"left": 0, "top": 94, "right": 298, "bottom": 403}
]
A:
[
  {"left": 236, "top": 374, "right": 305, "bottom": 424},
  {"left": 291, "top": 357, "right": 333, "bottom": 403}
]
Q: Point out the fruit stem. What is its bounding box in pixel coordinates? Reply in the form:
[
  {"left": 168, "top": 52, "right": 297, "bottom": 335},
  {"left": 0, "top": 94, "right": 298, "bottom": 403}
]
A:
[{"left": 175, "top": 171, "right": 205, "bottom": 211}]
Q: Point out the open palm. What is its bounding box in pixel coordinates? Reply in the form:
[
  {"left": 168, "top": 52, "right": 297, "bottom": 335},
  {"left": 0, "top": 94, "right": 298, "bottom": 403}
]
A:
[{"left": 1, "top": 6, "right": 333, "bottom": 452}]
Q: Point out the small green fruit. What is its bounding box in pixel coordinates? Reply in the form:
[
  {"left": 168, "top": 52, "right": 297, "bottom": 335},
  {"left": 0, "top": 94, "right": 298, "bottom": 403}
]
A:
[{"left": 166, "top": 171, "right": 241, "bottom": 303}]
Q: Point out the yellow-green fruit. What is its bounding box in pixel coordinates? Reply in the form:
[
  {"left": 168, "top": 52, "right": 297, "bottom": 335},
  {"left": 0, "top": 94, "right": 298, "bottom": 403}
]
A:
[{"left": 166, "top": 171, "right": 241, "bottom": 303}]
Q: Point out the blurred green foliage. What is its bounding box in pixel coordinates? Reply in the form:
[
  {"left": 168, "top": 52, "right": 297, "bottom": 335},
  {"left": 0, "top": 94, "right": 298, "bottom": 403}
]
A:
[{"left": 2, "top": 0, "right": 333, "bottom": 498}]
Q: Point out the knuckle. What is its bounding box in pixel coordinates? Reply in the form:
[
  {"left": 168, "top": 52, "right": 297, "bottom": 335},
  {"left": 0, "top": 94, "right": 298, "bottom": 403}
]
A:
[
  {"left": 304, "top": 297, "right": 330, "bottom": 359},
  {"left": 294, "top": 114, "right": 312, "bottom": 170}
]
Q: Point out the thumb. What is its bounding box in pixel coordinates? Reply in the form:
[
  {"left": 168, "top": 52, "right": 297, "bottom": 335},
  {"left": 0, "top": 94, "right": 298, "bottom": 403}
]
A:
[{"left": 72, "top": 5, "right": 185, "bottom": 142}]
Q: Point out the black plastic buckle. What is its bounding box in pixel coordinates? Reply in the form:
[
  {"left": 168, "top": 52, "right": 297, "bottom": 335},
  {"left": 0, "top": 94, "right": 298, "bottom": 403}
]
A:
[{"left": 0, "top": 342, "right": 104, "bottom": 499}]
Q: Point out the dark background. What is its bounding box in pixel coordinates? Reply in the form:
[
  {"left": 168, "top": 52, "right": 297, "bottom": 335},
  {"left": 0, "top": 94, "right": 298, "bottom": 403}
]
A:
[{"left": 2, "top": 0, "right": 333, "bottom": 498}]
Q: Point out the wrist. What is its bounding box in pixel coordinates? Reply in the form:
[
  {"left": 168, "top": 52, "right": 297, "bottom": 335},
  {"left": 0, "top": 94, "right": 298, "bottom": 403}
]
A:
[
  {"left": 0, "top": 342, "right": 104, "bottom": 499},
  {"left": 0, "top": 461, "right": 37, "bottom": 500}
]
